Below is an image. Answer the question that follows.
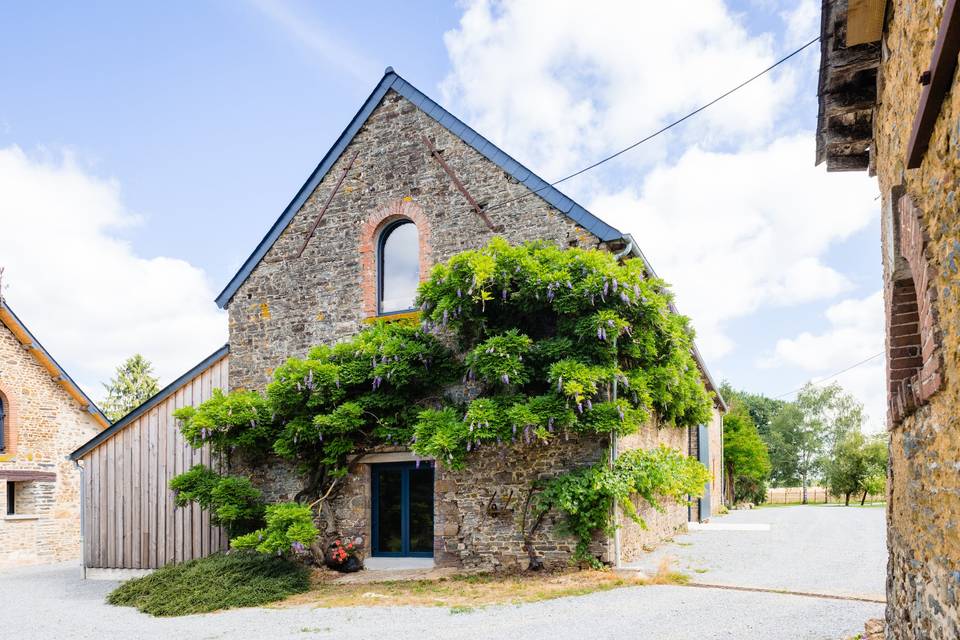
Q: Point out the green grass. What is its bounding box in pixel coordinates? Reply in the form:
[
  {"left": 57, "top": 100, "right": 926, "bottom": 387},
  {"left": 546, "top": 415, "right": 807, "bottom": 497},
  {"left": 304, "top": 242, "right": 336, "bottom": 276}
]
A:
[{"left": 107, "top": 552, "right": 311, "bottom": 616}]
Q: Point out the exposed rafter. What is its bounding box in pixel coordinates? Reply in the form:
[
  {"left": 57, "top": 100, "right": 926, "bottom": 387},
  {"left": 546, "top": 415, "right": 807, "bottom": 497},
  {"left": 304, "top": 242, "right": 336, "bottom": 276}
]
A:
[{"left": 816, "top": 0, "right": 882, "bottom": 172}]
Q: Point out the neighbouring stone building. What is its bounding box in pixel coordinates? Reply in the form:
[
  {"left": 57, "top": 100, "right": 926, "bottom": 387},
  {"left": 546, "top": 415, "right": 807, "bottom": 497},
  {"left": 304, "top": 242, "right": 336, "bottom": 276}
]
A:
[
  {"left": 70, "top": 68, "right": 725, "bottom": 571},
  {"left": 0, "top": 300, "right": 108, "bottom": 568},
  {"left": 818, "top": 1, "right": 960, "bottom": 637}
]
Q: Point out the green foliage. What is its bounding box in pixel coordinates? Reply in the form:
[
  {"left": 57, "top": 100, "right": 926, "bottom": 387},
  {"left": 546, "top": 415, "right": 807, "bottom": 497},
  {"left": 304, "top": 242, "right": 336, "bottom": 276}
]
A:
[
  {"left": 231, "top": 502, "right": 319, "bottom": 555},
  {"left": 168, "top": 465, "right": 264, "bottom": 536},
  {"left": 719, "top": 382, "right": 785, "bottom": 441},
  {"left": 171, "top": 241, "right": 714, "bottom": 560},
  {"left": 534, "top": 446, "right": 709, "bottom": 566},
  {"left": 174, "top": 389, "right": 276, "bottom": 458},
  {"left": 107, "top": 552, "right": 310, "bottom": 616},
  {"left": 722, "top": 404, "right": 771, "bottom": 503},
  {"left": 767, "top": 383, "right": 865, "bottom": 495},
  {"left": 825, "top": 431, "right": 887, "bottom": 505},
  {"left": 100, "top": 354, "right": 160, "bottom": 421}
]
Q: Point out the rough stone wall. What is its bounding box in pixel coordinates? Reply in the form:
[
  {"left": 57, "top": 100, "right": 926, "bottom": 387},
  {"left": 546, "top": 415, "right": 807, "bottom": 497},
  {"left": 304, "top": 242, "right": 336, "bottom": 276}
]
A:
[
  {"left": 0, "top": 323, "right": 101, "bottom": 567},
  {"left": 433, "top": 435, "right": 609, "bottom": 571},
  {"left": 617, "top": 423, "right": 689, "bottom": 563},
  {"left": 225, "top": 88, "right": 719, "bottom": 569},
  {"left": 873, "top": 1, "right": 960, "bottom": 637},
  {"left": 227, "top": 89, "right": 598, "bottom": 392}
]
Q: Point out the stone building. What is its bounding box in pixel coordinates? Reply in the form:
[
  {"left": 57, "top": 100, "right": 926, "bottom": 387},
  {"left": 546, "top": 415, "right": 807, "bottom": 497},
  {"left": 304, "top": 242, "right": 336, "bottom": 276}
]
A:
[
  {"left": 817, "top": 1, "right": 960, "bottom": 637},
  {"left": 71, "top": 68, "right": 725, "bottom": 571},
  {"left": 0, "top": 300, "right": 108, "bottom": 567}
]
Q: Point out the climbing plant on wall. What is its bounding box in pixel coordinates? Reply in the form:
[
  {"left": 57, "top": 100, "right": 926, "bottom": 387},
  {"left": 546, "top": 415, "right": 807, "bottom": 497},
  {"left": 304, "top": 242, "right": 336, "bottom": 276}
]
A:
[{"left": 171, "top": 239, "right": 713, "bottom": 558}]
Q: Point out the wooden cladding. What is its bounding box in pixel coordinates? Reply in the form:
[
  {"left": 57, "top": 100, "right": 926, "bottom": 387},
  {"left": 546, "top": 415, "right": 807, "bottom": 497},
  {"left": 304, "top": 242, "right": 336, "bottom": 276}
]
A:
[{"left": 80, "top": 354, "right": 230, "bottom": 569}]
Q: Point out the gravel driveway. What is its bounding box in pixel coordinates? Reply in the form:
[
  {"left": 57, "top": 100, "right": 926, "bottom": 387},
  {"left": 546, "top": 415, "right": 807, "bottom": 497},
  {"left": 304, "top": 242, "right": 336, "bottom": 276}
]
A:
[
  {"left": 3, "top": 567, "right": 881, "bottom": 639},
  {"left": 624, "top": 504, "right": 887, "bottom": 600}
]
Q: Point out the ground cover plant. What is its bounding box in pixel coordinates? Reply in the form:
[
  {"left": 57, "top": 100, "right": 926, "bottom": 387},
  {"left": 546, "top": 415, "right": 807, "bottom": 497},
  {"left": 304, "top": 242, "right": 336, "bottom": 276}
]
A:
[
  {"left": 169, "top": 239, "right": 712, "bottom": 564},
  {"left": 107, "top": 552, "right": 311, "bottom": 616}
]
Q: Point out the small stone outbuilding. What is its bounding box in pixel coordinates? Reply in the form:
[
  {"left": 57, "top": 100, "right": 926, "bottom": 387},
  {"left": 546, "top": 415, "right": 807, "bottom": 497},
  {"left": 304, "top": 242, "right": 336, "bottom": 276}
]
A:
[
  {"left": 71, "top": 68, "right": 725, "bottom": 571},
  {"left": 0, "top": 300, "right": 108, "bottom": 567}
]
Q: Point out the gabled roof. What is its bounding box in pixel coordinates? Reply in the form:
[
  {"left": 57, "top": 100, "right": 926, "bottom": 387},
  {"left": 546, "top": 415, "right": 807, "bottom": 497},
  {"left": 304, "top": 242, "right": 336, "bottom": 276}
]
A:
[
  {"left": 0, "top": 299, "right": 110, "bottom": 428},
  {"left": 215, "top": 67, "right": 623, "bottom": 309},
  {"left": 69, "top": 344, "right": 229, "bottom": 460}
]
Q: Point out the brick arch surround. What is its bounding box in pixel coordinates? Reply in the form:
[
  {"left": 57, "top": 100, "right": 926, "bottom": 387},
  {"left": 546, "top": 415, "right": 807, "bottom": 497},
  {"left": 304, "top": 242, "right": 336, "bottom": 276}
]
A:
[
  {"left": 358, "top": 199, "right": 433, "bottom": 318},
  {"left": 0, "top": 385, "right": 18, "bottom": 458},
  {"left": 887, "top": 194, "right": 944, "bottom": 424}
]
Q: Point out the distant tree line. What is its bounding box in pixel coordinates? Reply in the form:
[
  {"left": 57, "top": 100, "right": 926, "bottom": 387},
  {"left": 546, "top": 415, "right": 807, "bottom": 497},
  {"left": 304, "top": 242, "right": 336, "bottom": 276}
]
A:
[{"left": 719, "top": 381, "right": 887, "bottom": 506}]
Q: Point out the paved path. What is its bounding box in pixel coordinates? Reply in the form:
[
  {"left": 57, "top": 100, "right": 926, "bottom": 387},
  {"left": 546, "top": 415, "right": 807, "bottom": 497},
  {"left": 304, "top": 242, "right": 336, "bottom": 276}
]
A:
[
  {"left": 1, "top": 562, "right": 881, "bottom": 640},
  {"left": 624, "top": 504, "right": 887, "bottom": 600}
]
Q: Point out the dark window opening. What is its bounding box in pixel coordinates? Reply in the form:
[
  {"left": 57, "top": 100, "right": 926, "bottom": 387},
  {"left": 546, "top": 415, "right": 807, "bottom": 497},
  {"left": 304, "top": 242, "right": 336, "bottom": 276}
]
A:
[
  {"left": 6, "top": 481, "right": 14, "bottom": 516},
  {"left": 378, "top": 220, "right": 420, "bottom": 315},
  {"left": 0, "top": 395, "right": 5, "bottom": 452}
]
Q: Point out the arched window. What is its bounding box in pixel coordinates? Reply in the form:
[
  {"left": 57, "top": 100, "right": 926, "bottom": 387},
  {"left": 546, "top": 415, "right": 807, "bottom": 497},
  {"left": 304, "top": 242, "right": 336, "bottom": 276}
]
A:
[{"left": 378, "top": 220, "right": 420, "bottom": 314}]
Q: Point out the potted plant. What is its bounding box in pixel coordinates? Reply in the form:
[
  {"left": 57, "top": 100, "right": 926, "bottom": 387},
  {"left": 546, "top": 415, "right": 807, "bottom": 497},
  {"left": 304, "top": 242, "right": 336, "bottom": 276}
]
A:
[{"left": 325, "top": 537, "right": 362, "bottom": 573}]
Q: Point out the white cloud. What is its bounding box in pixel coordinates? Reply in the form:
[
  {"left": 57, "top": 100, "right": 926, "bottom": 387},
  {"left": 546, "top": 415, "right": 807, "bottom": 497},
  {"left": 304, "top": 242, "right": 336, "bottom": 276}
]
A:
[
  {"left": 0, "top": 145, "right": 226, "bottom": 401},
  {"left": 763, "top": 291, "right": 886, "bottom": 431},
  {"left": 442, "top": 0, "right": 795, "bottom": 179},
  {"left": 589, "top": 135, "right": 877, "bottom": 358},
  {"left": 782, "top": 0, "right": 821, "bottom": 45}
]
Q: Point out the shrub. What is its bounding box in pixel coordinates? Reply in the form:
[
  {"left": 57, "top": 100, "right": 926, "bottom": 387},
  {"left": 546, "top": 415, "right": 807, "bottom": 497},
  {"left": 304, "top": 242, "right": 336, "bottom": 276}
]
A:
[
  {"left": 231, "top": 502, "right": 319, "bottom": 556},
  {"left": 534, "top": 445, "right": 709, "bottom": 566},
  {"left": 107, "top": 552, "right": 310, "bottom": 616},
  {"left": 169, "top": 465, "right": 264, "bottom": 536}
]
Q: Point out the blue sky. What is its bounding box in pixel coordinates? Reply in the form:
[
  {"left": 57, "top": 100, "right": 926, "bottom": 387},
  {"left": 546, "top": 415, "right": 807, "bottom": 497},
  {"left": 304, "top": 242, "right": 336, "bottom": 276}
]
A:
[{"left": 0, "top": 1, "right": 883, "bottom": 427}]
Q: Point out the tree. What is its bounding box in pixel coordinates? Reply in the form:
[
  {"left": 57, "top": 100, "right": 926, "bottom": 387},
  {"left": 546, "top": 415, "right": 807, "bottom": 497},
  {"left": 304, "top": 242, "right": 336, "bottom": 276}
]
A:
[
  {"left": 101, "top": 354, "right": 160, "bottom": 421},
  {"left": 825, "top": 432, "right": 888, "bottom": 506},
  {"left": 719, "top": 382, "right": 785, "bottom": 441},
  {"left": 825, "top": 431, "right": 868, "bottom": 506},
  {"left": 766, "top": 383, "right": 865, "bottom": 503},
  {"left": 722, "top": 404, "right": 771, "bottom": 504},
  {"left": 859, "top": 437, "right": 888, "bottom": 505}
]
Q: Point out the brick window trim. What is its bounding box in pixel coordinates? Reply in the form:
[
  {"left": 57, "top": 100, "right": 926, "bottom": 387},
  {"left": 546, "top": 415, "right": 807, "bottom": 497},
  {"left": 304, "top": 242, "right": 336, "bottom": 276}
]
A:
[
  {"left": 359, "top": 199, "right": 433, "bottom": 319},
  {"left": 0, "top": 386, "right": 18, "bottom": 459},
  {"left": 887, "top": 194, "right": 944, "bottom": 426}
]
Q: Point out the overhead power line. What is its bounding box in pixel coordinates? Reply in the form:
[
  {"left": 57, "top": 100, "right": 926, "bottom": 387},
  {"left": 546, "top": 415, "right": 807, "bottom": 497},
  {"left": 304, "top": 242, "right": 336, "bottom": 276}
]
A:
[
  {"left": 773, "top": 351, "right": 885, "bottom": 400},
  {"left": 483, "top": 35, "right": 822, "bottom": 214}
]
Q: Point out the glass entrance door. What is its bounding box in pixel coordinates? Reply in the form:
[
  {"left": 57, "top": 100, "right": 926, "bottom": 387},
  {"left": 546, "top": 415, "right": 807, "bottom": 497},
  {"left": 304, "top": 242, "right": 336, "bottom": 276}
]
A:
[{"left": 371, "top": 462, "right": 434, "bottom": 557}]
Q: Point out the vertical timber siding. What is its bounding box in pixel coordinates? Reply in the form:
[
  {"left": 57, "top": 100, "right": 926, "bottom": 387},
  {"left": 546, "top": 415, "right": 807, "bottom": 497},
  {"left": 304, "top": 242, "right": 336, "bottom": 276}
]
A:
[{"left": 80, "top": 354, "right": 230, "bottom": 568}]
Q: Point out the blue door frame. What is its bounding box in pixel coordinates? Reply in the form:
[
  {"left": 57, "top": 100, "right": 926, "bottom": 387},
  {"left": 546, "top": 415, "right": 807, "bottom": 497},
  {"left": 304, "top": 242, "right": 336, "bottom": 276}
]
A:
[
  {"left": 697, "top": 424, "right": 711, "bottom": 520},
  {"left": 371, "top": 462, "right": 434, "bottom": 557}
]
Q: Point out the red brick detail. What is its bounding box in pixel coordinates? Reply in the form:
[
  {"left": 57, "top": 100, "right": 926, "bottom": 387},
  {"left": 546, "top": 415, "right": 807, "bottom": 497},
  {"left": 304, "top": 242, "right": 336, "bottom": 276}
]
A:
[
  {"left": 358, "top": 199, "right": 433, "bottom": 318},
  {"left": 886, "top": 195, "right": 944, "bottom": 426},
  {"left": 0, "top": 386, "right": 19, "bottom": 457}
]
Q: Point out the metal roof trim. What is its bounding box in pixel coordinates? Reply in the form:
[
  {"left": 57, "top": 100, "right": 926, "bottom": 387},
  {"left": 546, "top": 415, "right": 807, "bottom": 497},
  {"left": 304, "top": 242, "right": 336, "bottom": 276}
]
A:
[
  {"left": 0, "top": 300, "right": 110, "bottom": 428},
  {"left": 69, "top": 344, "right": 231, "bottom": 461}
]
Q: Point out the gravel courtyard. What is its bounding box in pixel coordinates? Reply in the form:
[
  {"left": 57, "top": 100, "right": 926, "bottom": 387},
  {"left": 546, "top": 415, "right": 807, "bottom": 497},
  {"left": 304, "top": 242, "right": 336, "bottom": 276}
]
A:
[
  {"left": 624, "top": 503, "right": 887, "bottom": 600},
  {"left": 1, "top": 505, "right": 885, "bottom": 640}
]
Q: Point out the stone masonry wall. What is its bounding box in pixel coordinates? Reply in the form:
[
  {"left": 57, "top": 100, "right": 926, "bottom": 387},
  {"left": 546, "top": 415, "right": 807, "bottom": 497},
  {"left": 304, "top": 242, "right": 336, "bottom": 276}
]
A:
[
  {"left": 225, "top": 88, "right": 718, "bottom": 569},
  {"left": 618, "top": 423, "right": 689, "bottom": 563},
  {"left": 0, "top": 323, "right": 101, "bottom": 567},
  {"left": 874, "top": 1, "right": 960, "bottom": 637},
  {"left": 227, "top": 89, "right": 598, "bottom": 392}
]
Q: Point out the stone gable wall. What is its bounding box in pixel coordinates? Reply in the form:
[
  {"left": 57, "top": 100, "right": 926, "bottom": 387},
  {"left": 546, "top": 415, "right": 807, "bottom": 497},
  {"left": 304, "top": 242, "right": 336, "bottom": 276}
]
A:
[
  {"left": 224, "top": 89, "right": 715, "bottom": 569},
  {"left": 227, "top": 89, "right": 598, "bottom": 392},
  {"left": 873, "top": 1, "right": 960, "bottom": 636},
  {"left": 0, "top": 323, "right": 101, "bottom": 567}
]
